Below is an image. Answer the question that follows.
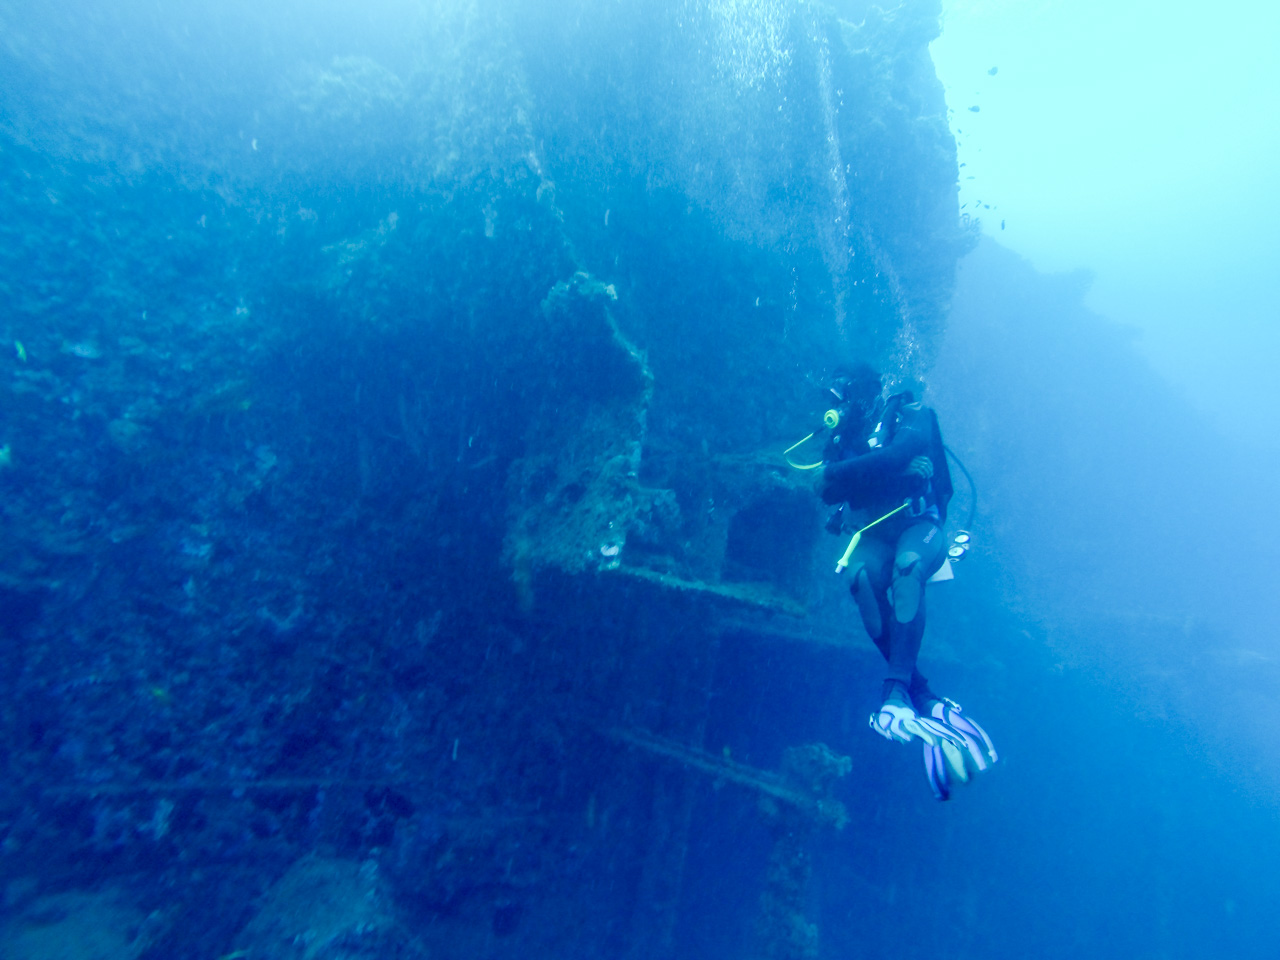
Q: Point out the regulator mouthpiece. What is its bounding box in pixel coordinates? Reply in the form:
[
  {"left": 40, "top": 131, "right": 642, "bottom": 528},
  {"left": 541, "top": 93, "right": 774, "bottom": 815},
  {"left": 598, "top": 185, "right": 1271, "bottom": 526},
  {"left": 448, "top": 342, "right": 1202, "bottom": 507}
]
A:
[{"left": 823, "top": 408, "right": 841, "bottom": 429}]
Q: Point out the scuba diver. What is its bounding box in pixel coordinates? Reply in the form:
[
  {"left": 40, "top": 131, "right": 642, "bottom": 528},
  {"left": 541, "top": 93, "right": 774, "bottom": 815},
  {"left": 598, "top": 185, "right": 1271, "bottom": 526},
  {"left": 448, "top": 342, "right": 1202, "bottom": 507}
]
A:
[{"left": 805, "top": 362, "right": 997, "bottom": 800}]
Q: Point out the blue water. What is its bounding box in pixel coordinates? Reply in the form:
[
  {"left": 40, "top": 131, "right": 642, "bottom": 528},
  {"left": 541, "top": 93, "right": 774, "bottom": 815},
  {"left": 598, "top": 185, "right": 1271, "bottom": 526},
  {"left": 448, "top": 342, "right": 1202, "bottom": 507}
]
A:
[{"left": 1, "top": 3, "right": 1276, "bottom": 959}]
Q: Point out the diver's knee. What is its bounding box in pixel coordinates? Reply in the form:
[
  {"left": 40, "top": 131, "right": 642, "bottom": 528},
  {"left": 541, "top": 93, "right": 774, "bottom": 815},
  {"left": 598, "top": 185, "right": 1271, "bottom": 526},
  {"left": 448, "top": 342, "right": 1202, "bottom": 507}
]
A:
[
  {"left": 892, "top": 580, "right": 921, "bottom": 623},
  {"left": 894, "top": 552, "right": 922, "bottom": 580},
  {"left": 891, "top": 557, "right": 924, "bottom": 624}
]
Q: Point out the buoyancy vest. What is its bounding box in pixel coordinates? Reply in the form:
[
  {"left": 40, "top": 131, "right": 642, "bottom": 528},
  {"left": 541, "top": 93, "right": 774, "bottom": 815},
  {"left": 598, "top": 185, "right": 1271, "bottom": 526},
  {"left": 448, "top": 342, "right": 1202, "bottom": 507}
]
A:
[{"left": 875, "top": 393, "right": 954, "bottom": 524}]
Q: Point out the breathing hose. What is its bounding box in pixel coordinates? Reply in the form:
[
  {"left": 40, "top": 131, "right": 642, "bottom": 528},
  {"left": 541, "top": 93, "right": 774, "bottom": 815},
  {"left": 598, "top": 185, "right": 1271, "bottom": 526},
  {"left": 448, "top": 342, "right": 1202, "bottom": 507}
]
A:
[
  {"left": 943, "top": 444, "right": 977, "bottom": 530},
  {"left": 835, "top": 502, "right": 910, "bottom": 573}
]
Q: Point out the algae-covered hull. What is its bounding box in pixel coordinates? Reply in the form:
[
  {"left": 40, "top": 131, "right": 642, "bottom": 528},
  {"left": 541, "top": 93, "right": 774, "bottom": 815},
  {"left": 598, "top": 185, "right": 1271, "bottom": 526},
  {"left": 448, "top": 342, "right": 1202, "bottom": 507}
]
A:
[{"left": 0, "top": 2, "right": 963, "bottom": 957}]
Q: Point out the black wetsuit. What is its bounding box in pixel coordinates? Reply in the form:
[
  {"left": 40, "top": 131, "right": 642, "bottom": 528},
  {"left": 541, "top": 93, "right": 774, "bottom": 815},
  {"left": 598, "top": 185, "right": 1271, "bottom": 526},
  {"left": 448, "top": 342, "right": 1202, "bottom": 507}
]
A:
[{"left": 820, "top": 397, "right": 951, "bottom": 703}]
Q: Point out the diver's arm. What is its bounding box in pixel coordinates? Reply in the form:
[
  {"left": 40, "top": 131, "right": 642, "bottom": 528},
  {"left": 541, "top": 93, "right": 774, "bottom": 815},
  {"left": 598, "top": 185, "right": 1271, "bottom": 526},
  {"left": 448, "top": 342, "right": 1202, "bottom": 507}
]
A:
[{"left": 819, "top": 412, "right": 930, "bottom": 505}]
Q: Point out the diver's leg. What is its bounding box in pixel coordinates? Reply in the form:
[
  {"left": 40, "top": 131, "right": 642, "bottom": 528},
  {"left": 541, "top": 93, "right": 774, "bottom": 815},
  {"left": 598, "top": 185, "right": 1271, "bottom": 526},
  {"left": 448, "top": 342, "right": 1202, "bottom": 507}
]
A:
[
  {"left": 882, "top": 522, "right": 999, "bottom": 779},
  {"left": 883, "top": 522, "right": 946, "bottom": 686},
  {"left": 848, "top": 530, "right": 936, "bottom": 694},
  {"left": 863, "top": 525, "right": 967, "bottom": 748},
  {"left": 847, "top": 534, "right": 893, "bottom": 652},
  {"left": 908, "top": 670, "right": 938, "bottom": 707}
]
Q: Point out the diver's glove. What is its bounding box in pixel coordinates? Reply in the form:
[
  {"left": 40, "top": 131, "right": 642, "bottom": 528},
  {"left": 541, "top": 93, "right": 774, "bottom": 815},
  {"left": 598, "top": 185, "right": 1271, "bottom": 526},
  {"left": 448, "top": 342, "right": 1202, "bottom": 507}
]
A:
[
  {"left": 905, "top": 455, "right": 934, "bottom": 481},
  {"left": 870, "top": 685, "right": 969, "bottom": 749},
  {"left": 920, "top": 698, "right": 999, "bottom": 801}
]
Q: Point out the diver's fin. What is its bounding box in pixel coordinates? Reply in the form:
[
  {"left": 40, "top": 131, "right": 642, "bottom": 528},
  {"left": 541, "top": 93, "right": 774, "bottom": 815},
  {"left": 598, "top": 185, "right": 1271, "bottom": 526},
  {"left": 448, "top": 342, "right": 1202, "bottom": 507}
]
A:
[
  {"left": 938, "top": 737, "right": 973, "bottom": 784},
  {"left": 930, "top": 700, "right": 998, "bottom": 774},
  {"left": 870, "top": 698, "right": 969, "bottom": 749},
  {"left": 923, "top": 743, "right": 951, "bottom": 801}
]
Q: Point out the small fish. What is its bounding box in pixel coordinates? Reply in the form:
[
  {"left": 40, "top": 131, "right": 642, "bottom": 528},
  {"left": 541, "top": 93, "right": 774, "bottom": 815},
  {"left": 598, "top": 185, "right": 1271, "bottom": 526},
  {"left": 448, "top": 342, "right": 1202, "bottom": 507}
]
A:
[
  {"left": 62, "top": 340, "right": 102, "bottom": 359},
  {"left": 1001, "top": 220, "right": 1006, "bottom": 230},
  {"left": 987, "top": 66, "right": 999, "bottom": 76},
  {"left": 14, "top": 340, "right": 26, "bottom": 362},
  {"left": 968, "top": 105, "right": 980, "bottom": 113}
]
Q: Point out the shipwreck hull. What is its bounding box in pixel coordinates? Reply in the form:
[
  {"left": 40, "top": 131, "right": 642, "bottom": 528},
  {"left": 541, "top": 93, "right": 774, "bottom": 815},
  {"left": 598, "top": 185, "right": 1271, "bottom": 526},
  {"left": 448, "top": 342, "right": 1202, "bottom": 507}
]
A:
[{"left": 0, "top": 2, "right": 965, "bottom": 957}]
